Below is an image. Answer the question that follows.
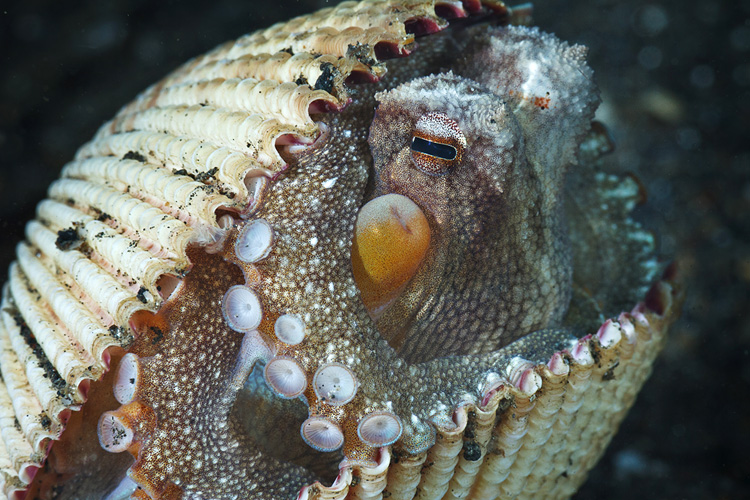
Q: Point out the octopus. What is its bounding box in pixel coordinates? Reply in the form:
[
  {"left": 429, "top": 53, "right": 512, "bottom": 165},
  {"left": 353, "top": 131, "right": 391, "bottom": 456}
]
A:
[{"left": 0, "top": 1, "right": 682, "bottom": 499}]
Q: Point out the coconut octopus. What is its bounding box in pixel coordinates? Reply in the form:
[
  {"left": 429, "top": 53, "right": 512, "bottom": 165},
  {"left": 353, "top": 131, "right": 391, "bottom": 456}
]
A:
[{"left": 0, "top": 1, "right": 682, "bottom": 499}]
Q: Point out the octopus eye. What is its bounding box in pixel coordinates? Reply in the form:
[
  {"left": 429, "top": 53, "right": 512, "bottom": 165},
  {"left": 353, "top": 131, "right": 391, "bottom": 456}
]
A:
[
  {"left": 410, "top": 111, "right": 466, "bottom": 176},
  {"left": 411, "top": 136, "right": 457, "bottom": 160}
]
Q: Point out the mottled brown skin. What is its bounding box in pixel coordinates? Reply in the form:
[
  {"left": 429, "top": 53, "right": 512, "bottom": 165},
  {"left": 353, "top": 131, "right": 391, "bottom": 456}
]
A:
[
  {"left": 369, "top": 73, "right": 573, "bottom": 362},
  {"left": 124, "top": 247, "right": 317, "bottom": 499},
  {"left": 95, "top": 60, "right": 579, "bottom": 497}
]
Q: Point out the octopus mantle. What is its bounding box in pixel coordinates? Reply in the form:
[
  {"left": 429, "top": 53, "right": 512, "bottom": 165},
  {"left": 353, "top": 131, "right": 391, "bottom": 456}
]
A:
[{"left": 0, "top": 1, "right": 682, "bottom": 499}]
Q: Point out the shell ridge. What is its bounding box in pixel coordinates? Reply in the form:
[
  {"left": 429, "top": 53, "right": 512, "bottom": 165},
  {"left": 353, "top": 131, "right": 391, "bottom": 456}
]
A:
[
  {"left": 47, "top": 178, "right": 193, "bottom": 263},
  {"left": 23, "top": 220, "right": 144, "bottom": 327},
  {"left": 0, "top": 308, "right": 57, "bottom": 452},
  {"left": 35, "top": 199, "right": 176, "bottom": 299},
  {"left": 134, "top": 77, "right": 336, "bottom": 132},
  {"left": 99, "top": 104, "right": 301, "bottom": 170},
  {"left": 0, "top": 296, "right": 75, "bottom": 418},
  {"left": 61, "top": 156, "right": 230, "bottom": 228},
  {"left": 0, "top": 378, "right": 36, "bottom": 493},
  {"left": 13, "top": 240, "right": 121, "bottom": 372},
  {"left": 75, "top": 130, "right": 274, "bottom": 207},
  {"left": 7, "top": 260, "right": 97, "bottom": 390}
]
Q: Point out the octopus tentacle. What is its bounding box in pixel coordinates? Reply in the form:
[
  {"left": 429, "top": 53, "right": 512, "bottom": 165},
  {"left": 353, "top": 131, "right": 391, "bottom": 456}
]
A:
[{"left": 105, "top": 246, "right": 318, "bottom": 498}]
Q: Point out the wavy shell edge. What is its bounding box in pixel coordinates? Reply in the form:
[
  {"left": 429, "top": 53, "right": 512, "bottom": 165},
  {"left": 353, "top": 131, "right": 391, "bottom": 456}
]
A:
[{"left": 295, "top": 274, "right": 682, "bottom": 500}]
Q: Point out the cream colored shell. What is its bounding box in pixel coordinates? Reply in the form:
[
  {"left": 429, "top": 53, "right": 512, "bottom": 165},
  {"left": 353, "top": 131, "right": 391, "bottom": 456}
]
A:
[{"left": 0, "top": 0, "right": 677, "bottom": 498}]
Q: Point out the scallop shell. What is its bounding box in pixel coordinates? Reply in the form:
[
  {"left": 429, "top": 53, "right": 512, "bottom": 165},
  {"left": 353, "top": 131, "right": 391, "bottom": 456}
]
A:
[{"left": 0, "top": 0, "right": 682, "bottom": 498}]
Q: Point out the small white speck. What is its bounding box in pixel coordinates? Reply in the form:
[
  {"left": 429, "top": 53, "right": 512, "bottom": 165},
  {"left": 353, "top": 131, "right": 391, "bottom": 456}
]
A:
[
  {"left": 322, "top": 177, "right": 337, "bottom": 189},
  {"left": 310, "top": 236, "right": 318, "bottom": 246}
]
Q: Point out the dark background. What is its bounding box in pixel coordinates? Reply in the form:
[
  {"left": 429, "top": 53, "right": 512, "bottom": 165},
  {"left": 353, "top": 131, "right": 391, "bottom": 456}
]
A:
[{"left": 0, "top": 0, "right": 748, "bottom": 498}]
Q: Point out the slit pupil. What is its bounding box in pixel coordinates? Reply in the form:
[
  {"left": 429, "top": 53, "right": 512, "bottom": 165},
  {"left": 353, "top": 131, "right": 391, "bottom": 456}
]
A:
[{"left": 411, "top": 136, "right": 457, "bottom": 160}]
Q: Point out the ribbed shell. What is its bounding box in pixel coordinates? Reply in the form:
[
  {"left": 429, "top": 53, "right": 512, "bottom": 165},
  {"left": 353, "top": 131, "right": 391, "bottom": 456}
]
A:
[{"left": 0, "top": 1, "right": 678, "bottom": 498}]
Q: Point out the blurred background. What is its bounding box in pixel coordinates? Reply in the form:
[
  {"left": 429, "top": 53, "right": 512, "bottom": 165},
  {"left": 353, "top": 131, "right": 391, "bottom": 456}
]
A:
[{"left": 0, "top": 0, "right": 748, "bottom": 498}]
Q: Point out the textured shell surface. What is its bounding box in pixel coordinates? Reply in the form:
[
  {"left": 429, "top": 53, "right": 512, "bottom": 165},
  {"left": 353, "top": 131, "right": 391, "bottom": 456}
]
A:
[{"left": 0, "top": 1, "right": 683, "bottom": 499}]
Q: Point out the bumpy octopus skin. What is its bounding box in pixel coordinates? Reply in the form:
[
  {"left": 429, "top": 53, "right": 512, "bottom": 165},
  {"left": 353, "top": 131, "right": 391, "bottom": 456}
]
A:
[{"left": 0, "top": 2, "right": 682, "bottom": 499}]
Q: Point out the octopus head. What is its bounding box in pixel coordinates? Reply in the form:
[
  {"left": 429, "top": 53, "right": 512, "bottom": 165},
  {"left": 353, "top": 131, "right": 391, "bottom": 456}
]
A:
[{"left": 357, "top": 25, "right": 601, "bottom": 362}]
